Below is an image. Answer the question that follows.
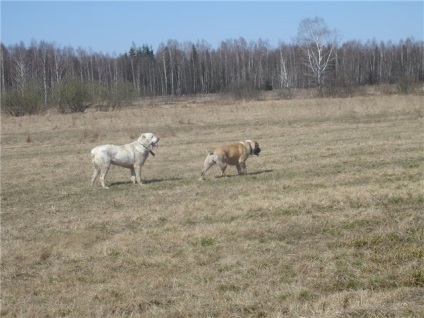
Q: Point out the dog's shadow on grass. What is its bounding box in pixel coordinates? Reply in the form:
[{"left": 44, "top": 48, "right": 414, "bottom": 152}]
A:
[
  {"left": 213, "top": 169, "right": 274, "bottom": 178},
  {"left": 247, "top": 169, "right": 274, "bottom": 176},
  {"left": 109, "top": 171, "right": 273, "bottom": 186},
  {"left": 145, "top": 177, "right": 183, "bottom": 184},
  {"left": 110, "top": 177, "right": 183, "bottom": 187}
]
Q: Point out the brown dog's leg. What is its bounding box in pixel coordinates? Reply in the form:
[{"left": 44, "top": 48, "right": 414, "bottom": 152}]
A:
[
  {"left": 219, "top": 163, "right": 228, "bottom": 177},
  {"left": 236, "top": 164, "right": 243, "bottom": 175},
  {"left": 239, "top": 161, "right": 247, "bottom": 175},
  {"left": 200, "top": 154, "right": 217, "bottom": 180}
]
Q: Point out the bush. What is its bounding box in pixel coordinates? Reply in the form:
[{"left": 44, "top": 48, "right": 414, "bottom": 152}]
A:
[
  {"left": 323, "top": 78, "right": 362, "bottom": 98},
  {"left": 229, "top": 81, "right": 261, "bottom": 101},
  {"left": 397, "top": 76, "right": 414, "bottom": 94},
  {"left": 1, "top": 87, "right": 43, "bottom": 116},
  {"left": 263, "top": 79, "right": 273, "bottom": 91},
  {"left": 277, "top": 87, "right": 294, "bottom": 99},
  {"left": 98, "top": 81, "right": 136, "bottom": 111},
  {"left": 58, "top": 78, "right": 93, "bottom": 113}
]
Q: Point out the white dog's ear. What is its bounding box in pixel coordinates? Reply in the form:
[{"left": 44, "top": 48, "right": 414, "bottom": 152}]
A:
[{"left": 138, "top": 134, "right": 150, "bottom": 148}]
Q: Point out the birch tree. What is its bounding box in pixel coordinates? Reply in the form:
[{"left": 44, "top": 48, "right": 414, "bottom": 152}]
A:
[
  {"left": 296, "top": 17, "right": 339, "bottom": 92},
  {"left": 279, "top": 47, "right": 292, "bottom": 95},
  {"left": 0, "top": 44, "right": 10, "bottom": 93}
]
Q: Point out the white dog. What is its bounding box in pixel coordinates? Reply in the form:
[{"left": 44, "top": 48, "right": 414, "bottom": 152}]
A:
[{"left": 91, "top": 133, "right": 159, "bottom": 189}]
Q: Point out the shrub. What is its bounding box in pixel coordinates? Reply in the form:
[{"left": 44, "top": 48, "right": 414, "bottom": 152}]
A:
[
  {"left": 263, "top": 79, "right": 273, "bottom": 91},
  {"left": 277, "top": 87, "right": 294, "bottom": 99},
  {"left": 98, "top": 81, "right": 136, "bottom": 111},
  {"left": 58, "top": 78, "right": 93, "bottom": 113},
  {"left": 323, "top": 77, "right": 362, "bottom": 98},
  {"left": 1, "top": 87, "right": 43, "bottom": 116},
  {"left": 229, "top": 81, "right": 261, "bottom": 101},
  {"left": 396, "top": 76, "right": 414, "bottom": 94}
]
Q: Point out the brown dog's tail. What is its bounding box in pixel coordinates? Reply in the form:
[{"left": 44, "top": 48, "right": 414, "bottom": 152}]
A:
[{"left": 207, "top": 147, "right": 216, "bottom": 155}]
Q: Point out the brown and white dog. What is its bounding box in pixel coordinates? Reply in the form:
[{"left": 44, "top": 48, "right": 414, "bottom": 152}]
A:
[
  {"left": 91, "top": 133, "right": 159, "bottom": 189},
  {"left": 199, "top": 139, "right": 261, "bottom": 180}
]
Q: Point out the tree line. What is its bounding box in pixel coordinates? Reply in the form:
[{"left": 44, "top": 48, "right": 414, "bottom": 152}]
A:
[{"left": 1, "top": 20, "right": 423, "bottom": 115}]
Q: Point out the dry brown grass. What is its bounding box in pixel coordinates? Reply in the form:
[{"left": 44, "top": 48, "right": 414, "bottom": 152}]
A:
[{"left": 1, "top": 94, "right": 424, "bottom": 317}]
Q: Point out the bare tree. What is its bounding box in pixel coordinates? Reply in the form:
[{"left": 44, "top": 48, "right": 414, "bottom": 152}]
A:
[
  {"left": 2, "top": 35, "right": 424, "bottom": 115},
  {"left": 0, "top": 44, "right": 10, "bottom": 93},
  {"left": 279, "top": 47, "right": 293, "bottom": 96},
  {"left": 38, "top": 41, "right": 51, "bottom": 106},
  {"left": 296, "top": 17, "right": 339, "bottom": 93},
  {"left": 11, "top": 42, "right": 29, "bottom": 94}
]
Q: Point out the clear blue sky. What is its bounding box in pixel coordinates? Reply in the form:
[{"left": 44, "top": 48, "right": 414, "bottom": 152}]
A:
[{"left": 1, "top": 1, "right": 423, "bottom": 55}]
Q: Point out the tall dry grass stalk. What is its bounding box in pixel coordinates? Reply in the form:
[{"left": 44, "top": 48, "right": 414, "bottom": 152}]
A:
[{"left": 1, "top": 95, "right": 423, "bottom": 317}]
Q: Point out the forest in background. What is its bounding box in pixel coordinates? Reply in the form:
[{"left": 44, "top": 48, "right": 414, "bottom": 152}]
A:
[{"left": 1, "top": 18, "right": 423, "bottom": 116}]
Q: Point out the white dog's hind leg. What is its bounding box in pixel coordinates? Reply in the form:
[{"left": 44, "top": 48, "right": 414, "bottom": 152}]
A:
[
  {"left": 199, "top": 154, "right": 217, "bottom": 180},
  {"left": 91, "top": 164, "right": 100, "bottom": 187},
  {"left": 99, "top": 166, "right": 110, "bottom": 189}
]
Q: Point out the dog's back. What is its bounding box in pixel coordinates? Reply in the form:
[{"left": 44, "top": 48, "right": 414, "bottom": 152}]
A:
[
  {"left": 92, "top": 144, "right": 136, "bottom": 168},
  {"left": 209, "top": 143, "right": 247, "bottom": 165}
]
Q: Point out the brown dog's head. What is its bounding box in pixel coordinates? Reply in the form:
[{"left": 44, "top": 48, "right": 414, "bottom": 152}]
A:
[
  {"left": 253, "top": 141, "right": 261, "bottom": 156},
  {"left": 247, "top": 140, "right": 261, "bottom": 156}
]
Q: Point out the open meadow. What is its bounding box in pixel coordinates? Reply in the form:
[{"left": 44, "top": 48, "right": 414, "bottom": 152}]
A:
[{"left": 1, "top": 93, "right": 424, "bottom": 317}]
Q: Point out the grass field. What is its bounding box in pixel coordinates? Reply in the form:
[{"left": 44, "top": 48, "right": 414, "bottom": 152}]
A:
[{"left": 1, "top": 94, "right": 424, "bottom": 317}]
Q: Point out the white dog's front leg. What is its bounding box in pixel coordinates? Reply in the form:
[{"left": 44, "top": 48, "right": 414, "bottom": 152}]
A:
[
  {"left": 130, "top": 167, "right": 136, "bottom": 184},
  {"left": 134, "top": 165, "right": 144, "bottom": 186}
]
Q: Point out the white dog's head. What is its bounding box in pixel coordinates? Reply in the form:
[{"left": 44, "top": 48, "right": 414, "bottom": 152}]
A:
[{"left": 138, "top": 133, "right": 160, "bottom": 150}]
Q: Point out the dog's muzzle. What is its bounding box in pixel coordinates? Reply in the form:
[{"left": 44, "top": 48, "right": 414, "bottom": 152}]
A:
[
  {"left": 148, "top": 138, "right": 159, "bottom": 156},
  {"left": 151, "top": 138, "right": 160, "bottom": 147},
  {"left": 254, "top": 145, "right": 261, "bottom": 156}
]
